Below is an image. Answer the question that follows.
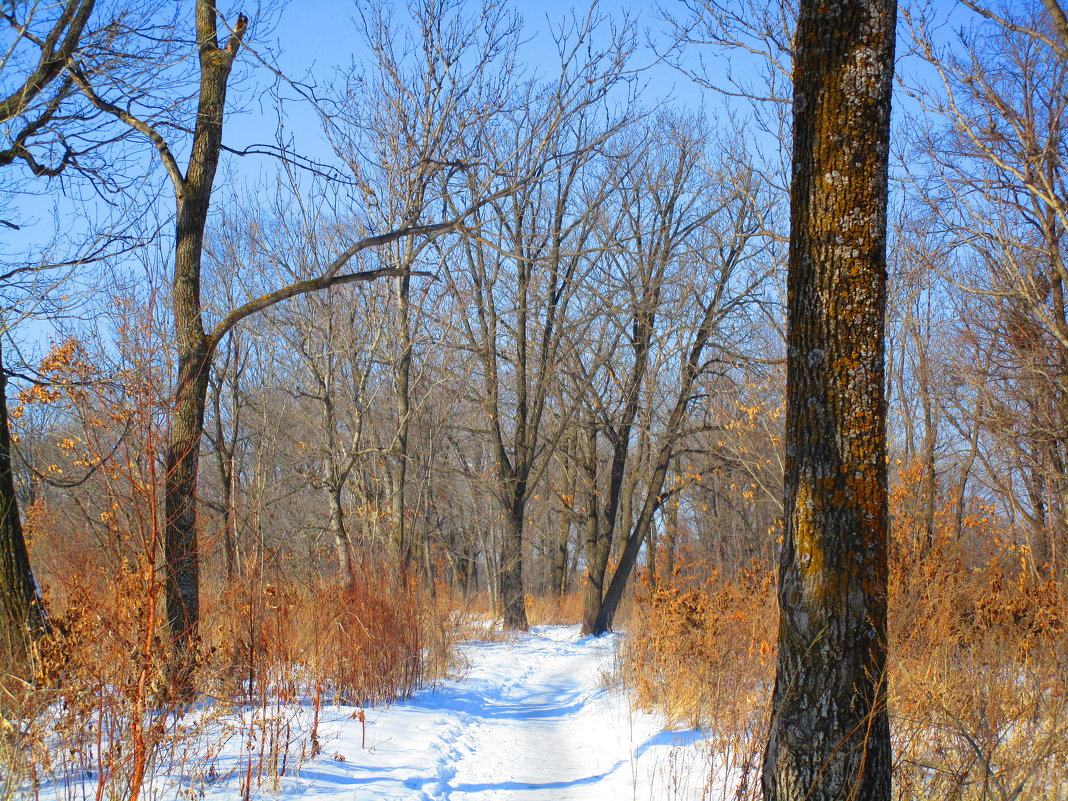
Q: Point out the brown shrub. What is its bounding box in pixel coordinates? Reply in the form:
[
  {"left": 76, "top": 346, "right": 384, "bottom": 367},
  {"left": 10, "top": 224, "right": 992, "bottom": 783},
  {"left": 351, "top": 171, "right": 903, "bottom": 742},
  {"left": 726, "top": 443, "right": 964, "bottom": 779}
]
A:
[
  {"left": 524, "top": 592, "right": 584, "bottom": 626},
  {"left": 621, "top": 544, "right": 1068, "bottom": 801},
  {"left": 621, "top": 560, "right": 775, "bottom": 800},
  {"left": 890, "top": 544, "right": 1068, "bottom": 801},
  {"left": 205, "top": 562, "right": 460, "bottom": 707}
]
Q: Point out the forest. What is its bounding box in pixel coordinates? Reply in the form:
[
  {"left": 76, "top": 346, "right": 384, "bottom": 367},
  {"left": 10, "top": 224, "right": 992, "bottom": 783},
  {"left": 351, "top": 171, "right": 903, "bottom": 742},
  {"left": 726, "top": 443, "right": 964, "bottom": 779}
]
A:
[{"left": 1, "top": 0, "right": 1066, "bottom": 799}]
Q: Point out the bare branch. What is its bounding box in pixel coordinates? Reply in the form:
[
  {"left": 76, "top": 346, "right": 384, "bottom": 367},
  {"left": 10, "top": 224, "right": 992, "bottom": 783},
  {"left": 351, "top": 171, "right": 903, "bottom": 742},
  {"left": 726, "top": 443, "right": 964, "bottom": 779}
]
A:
[
  {"left": 0, "top": 0, "right": 95, "bottom": 122},
  {"left": 208, "top": 267, "right": 432, "bottom": 350}
]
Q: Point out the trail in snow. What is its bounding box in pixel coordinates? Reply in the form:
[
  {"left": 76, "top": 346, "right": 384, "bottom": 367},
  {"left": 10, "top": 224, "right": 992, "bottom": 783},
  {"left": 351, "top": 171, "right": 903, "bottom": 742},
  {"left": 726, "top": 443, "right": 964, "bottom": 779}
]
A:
[{"left": 288, "top": 625, "right": 714, "bottom": 800}]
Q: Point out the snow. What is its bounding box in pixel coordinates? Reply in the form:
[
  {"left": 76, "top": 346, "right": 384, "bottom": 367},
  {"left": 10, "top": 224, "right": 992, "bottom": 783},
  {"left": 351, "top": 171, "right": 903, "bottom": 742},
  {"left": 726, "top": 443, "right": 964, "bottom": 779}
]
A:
[
  {"left": 31, "top": 625, "right": 727, "bottom": 801},
  {"left": 272, "top": 625, "right": 713, "bottom": 801}
]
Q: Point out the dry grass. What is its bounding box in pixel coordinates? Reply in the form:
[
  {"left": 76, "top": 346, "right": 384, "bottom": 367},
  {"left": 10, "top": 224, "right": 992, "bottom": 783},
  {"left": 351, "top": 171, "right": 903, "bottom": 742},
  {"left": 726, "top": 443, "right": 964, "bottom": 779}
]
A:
[
  {"left": 0, "top": 545, "right": 462, "bottom": 801},
  {"left": 620, "top": 546, "right": 1068, "bottom": 800},
  {"left": 206, "top": 564, "right": 460, "bottom": 707},
  {"left": 620, "top": 561, "right": 775, "bottom": 800},
  {"left": 890, "top": 546, "right": 1067, "bottom": 801},
  {"left": 524, "top": 592, "right": 585, "bottom": 626}
]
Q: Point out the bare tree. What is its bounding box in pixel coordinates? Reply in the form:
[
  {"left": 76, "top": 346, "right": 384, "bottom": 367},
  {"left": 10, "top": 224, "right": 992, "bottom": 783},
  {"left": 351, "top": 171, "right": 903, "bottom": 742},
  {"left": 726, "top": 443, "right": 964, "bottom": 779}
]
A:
[
  {"left": 905, "top": 0, "right": 1068, "bottom": 576},
  {"left": 325, "top": 0, "right": 522, "bottom": 569},
  {"left": 274, "top": 280, "right": 389, "bottom": 580},
  {"left": 586, "top": 122, "right": 769, "bottom": 635},
  {"left": 67, "top": 0, "right": 250, "bottom": 684},
  {"left": 68, "top": 0, "right": 544, "bottom": 677},
  {"left": 442, "top": 9, "right": 638, "bottom": 628}
]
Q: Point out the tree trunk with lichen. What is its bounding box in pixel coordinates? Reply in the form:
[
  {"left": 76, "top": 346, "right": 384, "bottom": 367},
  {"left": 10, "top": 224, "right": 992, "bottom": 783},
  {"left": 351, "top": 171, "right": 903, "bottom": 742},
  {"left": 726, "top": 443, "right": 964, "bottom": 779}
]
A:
[{"left": 761, "top": 1, "right": 896, "bottom": 799}]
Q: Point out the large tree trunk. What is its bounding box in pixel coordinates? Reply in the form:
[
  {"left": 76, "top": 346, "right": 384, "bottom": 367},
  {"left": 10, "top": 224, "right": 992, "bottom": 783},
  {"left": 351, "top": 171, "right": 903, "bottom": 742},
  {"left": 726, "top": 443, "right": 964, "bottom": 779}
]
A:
[
  {"left": 163, "top": 293, "right": 210, "bottom": 664},
  {"left": 163, "top": 2, "right": 246, "bottom": 683},
  {"left": 499, "top": 493, "right": 528, "bottom": 629},
  {"left": 761, "top": 1, "right": 896, "bottom": 799},
  {"left": 0, "top": 343, "right": 47, "bottom": 686}
]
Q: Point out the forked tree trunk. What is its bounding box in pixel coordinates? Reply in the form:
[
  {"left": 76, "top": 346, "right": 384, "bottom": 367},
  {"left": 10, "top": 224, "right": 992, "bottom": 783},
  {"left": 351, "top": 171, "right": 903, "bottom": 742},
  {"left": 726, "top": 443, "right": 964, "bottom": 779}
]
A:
[
  {"left": 762, "top": 1, "right": 896, "bottom": 799},
  {"left": 591, "top": 300, "right": 718, "bottom": 636},
  {"left": 327, "top": 485, "right": 353, "bottom": 581}
]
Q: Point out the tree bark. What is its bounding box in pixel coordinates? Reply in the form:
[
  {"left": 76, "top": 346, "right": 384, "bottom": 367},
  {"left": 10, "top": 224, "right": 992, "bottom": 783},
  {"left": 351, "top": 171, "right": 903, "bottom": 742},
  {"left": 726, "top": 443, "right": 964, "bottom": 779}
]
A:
[
  {"left": 1025, "top": 466, "right": 1051, "bottom": 575},
  {"left": 209, "top": 337, "right": 243, "bottom": 583},
  {"left": 0, "top": 342, "right": 47, "bottom": 685},
  {"left": 390, "top": 270, "right": 413, "bottom": 568},
  {"left": 915, "top": 314, "right": 937, "bottom": 550},
  {"left": 500, "top": 493, "right": 528, "bottom": 629},
  {"left": 762, "top": 1, "right": 896, "bottom": 799},
  {"left": 550, "top": 432, "right": 577, "bottom": 596},
  {"left": 163, "top": 3, "right": 247, "bottom": 679},
  {"left": 580, "top": 424, "right": 609, "bottom": 634},
  {"left": 663, "top": 502, "right": 679, "bottom": 582},
  {"left": 551, "top": 512, "right": 570, "bottom": 597},
  {"left": 328, "top": 485, "right": 353, "bottom": 581},
  {"left": 951, "top": 396, "right": 982, "bottom": 540}
]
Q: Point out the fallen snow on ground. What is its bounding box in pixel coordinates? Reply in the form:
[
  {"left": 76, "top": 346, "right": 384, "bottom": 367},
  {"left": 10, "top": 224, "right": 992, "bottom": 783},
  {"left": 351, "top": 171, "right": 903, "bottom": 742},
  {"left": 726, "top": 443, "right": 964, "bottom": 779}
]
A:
[
  {"left": 32, "top": 625, "right": 725, "bottom": 801},
  {"left": 255, "top": 625, "right": 714, "bottom": 801}
]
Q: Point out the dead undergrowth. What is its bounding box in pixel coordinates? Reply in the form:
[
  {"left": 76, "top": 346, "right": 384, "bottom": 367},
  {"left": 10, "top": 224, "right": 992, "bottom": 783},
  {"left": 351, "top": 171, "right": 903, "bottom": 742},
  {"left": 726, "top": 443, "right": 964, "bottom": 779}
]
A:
[{"left": 620, "top": 545, "right": 1068, "bottom": 800}]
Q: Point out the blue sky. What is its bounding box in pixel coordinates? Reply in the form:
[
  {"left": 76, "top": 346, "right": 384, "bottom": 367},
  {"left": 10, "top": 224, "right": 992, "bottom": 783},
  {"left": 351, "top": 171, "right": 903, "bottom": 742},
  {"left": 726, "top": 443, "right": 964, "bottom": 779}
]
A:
[
  {"left": 6, "top": 0, "right": 708, "bottom": 259},
  {"left": 4, "top": 0, "right": 714, "bottom": 355},
  {"left": 3, "top": 0, "right": 970, "bottom": 357}
]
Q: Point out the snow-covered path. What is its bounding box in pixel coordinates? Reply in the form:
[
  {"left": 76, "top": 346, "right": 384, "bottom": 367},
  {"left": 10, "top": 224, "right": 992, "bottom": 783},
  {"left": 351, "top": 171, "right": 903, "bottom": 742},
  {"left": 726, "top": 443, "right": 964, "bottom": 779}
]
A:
[{"left": 291, "top": 625, "right": 712, "bottom": 800}]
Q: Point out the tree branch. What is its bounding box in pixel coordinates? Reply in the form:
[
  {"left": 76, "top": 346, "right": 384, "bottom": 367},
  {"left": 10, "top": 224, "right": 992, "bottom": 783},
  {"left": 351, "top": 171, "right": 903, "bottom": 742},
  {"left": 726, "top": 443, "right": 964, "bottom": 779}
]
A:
[
  {"left": 0, "top": 0, "right": 95, "bottom": 122},
  {"left": 66, "top": 64, "right": 186, "bottom": 194},
  {"left": 208, "top": 267, "right": 432, "bottom": 351}
]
